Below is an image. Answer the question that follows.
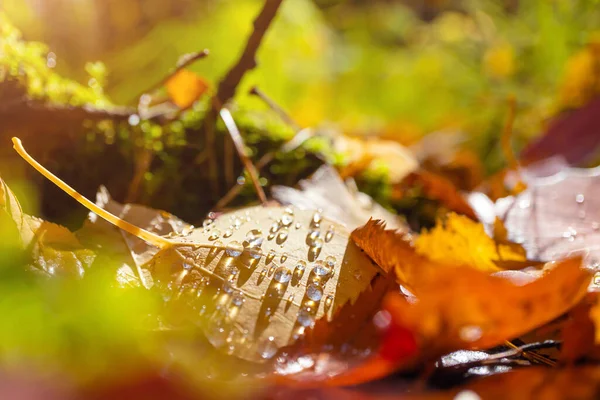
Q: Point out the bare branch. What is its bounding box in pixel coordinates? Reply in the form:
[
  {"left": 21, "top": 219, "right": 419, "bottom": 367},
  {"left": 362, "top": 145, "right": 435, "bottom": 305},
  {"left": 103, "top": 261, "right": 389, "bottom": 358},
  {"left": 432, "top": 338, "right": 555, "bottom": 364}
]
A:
[{"left": 215, "top": 0, "right": 284, "bottom": 106}]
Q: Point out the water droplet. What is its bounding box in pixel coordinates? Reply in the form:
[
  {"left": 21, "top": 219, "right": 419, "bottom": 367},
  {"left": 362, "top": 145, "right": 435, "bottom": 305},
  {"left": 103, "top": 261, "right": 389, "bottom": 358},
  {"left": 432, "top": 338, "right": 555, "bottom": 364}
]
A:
[
  {"left": 292, "top": 326, "right": 306, "bottom": 340},
  {"left": 576, "top": 194, "right": 585, "bottom": 204},
  {"left": 274, "top": 267, "right": 292, "bottom": 283},
  {"left": 259, "top": 336, "right": 277, "bottom": 359},
  {"left": 325, "top": 226, "right": 335, "bottom": 242},
  {"left": 224, "top": 229, "right": 233, "bottom": 238},
  {"left": 266, "top": 249, "right": 276, "bottom": 264},
  {"left": 183, "top": 259, "right": 194, "bottom": 270},
  {"left": 258, "top": 268, "right": 267, "bottom": 283},
  {"left": 245, "top": 229, "right": 263, "bottom": 245},
  {"left": 222, "top": 282, "right": 235, "bottom": 294},
  {"left": 268, "top": 233, "right": 275, "bottom": 240},
  {"left": 208, "top": 240, "right": 223, "bottom": 258},
  {"left": 306, "top": 284, "right": 323, "bottom": 301},
  {"left": 270, "top": 222, "right": 280, "bottom": 233},
  {"left": 324, "top": 295, "right": 333, "bottom": 309},
  {"left": 281, "top": 214, "right": 293, "bottom": 227},
  {"left": 312, "top": 238, "right": 324, "bottom": 250},
  {"left": 268, "top": 265, "right": 277, "bottom": 276},
  {"left": 284, "top": 207, "right": 294, "bottom": 215},
  {"left": 237, "top": 176, "right": 246, "bottom": 185},
  {"left": 203, "top": 218, "right": 213, "bottom": 228},
  {"left": 459, "top": 325, "right": 483, "bottom": 342},
  {"left": 312, "top": 212, "right": 322, "bottom": 226},
  {"left": 280, "top": 252, "right": 289, "bottom": 263},
  {"left": 286, "top": 293, "right": 294, "bottom": 305},
  {"left": 307, "top": 229, "right": 320, "bottom": 245},
  {"left": 234, "top": 218, "right": 242, "bottom": 229},
  {"left": 231, "top": 291, "right": 245, "bottom": 307},
  {"left": 295, "top": 222, "right": 302, "bottom": 229},
  {"left": 226, "top": 241, "right": 243, "bottom": 257},
  {"left": 208, "top": 230, "right": 221, "bottom": 241},
  {"left": 519, "top": 199, "right": 530, "bottom": 209},
  {"left": 277, "top": 229, "right": 289, "bottom": 243},
  {"left": 294, "top": 261, "right": 307, "bottom": 278},
  {"left": 226, "top": 343, "right": 236, "bottom": 355},
  {"left": 312, "top": 261, "right": 331, "bottom": 278},
  {"left": 372, "top": 310, "right": 392, "bottom": 330},
  {"left": 297, "top": 309, "right": 315, "bottom": 327},
  {"left": 325, "top": 256, "right": 336, "bottom": 270}
]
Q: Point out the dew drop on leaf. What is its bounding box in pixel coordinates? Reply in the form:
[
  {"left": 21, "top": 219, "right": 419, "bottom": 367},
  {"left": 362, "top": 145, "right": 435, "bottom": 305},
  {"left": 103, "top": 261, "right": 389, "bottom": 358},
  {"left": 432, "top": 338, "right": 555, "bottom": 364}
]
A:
[
  {"left": 208, "top": 230, "right": 221, "bottom": 240},
  {"left": 306, "top": 283, "right": 323, "bottom": 301},
  {"left": 273, "top": 266, "right": 292, "bottom": 283},
  {"left": 297, "top": 309, "right": 315, "bottom": 327},
  {"left": 258, "top": 336, "right": 277, "bottom": 359}
]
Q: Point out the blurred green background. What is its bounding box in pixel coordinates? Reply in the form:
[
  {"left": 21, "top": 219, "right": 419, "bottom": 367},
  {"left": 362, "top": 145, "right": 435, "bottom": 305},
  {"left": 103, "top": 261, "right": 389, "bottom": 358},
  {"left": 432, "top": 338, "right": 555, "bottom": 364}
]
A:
[{"left": 5, "top": 0, "right": 600, "bottom": 147}]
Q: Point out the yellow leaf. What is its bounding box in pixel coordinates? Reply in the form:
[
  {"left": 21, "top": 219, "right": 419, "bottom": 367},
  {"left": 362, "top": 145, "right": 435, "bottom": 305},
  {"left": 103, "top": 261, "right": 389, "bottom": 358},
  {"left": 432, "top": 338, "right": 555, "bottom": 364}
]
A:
[
  {"left": 165, "top": 69, "right": 210, "bottom": 109},
  {"left": 414, "top": 213, "right": 526, "bottom": 272}
]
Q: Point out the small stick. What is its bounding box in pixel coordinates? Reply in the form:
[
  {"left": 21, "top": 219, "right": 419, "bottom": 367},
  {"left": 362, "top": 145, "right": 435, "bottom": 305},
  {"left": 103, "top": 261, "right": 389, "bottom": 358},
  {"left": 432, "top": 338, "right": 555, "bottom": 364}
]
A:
[
  {"left": 249, "top": 86, "right": 300, "bottom": 130},
  {"left": 219, "top": 109, "right": 268, "bottom": 205},
  {"left": 504, "top": 340, "right": 557, "bottom": 367}
]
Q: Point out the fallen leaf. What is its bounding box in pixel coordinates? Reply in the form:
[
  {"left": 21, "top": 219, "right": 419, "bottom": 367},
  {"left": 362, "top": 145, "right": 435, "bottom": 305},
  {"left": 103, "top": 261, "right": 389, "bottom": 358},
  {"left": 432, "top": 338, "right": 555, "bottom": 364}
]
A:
[
  {"left": 272, "top": 273, "right": 398, "bottom": 385},
  {"left": 272, "top": 165, "right": 408, "bottom": 230},
  {"left": 415, "top": 213, "right": 526, "bottom": 273},
  {"left": 351, "top": 220, "right": 591, "bottom": 369},
  {"left": 494, "top": 164, "right": 600, "bottom": 269},
  {"left": 165, "top": 69, "right": 210, "bottom": 109},
  {"left": 0, "top": 177, "right": 95, "bottom": 277},
  {"left": 13, "top": 137, "right": 383, "bottom": 364}
]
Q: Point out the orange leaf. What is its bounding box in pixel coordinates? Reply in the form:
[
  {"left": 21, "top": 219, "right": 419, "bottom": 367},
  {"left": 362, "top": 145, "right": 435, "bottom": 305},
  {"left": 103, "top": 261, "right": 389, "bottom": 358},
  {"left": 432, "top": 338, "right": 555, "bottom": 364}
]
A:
[
  {"left": 165, "top": 69, "right": 210, "bottom": 109},
  {"left": 352, "top": 220, "right": 591, "bottom": 366},
  {"left": 274, "top": 273, "right": 401, "bottom": 387}
]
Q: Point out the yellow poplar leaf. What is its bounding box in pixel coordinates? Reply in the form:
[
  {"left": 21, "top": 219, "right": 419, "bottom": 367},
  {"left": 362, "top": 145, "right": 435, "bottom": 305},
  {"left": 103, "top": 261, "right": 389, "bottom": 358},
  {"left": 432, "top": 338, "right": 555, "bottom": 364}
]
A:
[
  {"left": 414, "top": 213, "right": 526, "bottom": 272},
  {"left": 165, "top": 69, "right": 210, "bottom": 109}
]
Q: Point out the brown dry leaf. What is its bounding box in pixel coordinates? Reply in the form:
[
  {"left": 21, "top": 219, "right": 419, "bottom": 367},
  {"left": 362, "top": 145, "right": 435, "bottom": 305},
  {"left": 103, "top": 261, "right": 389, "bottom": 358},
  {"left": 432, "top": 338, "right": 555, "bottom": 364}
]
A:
[
  {"left": 0, "top": 177, "right": 95, "bottom": 277},
  {"left": 165, "top": 69, "right": 210, "bottom": 109},
  {"left": 397, "top": 170, "right": 477, "bottom": 219},
  {"left": 272, "top": 273, "right": 397, "bottom": 384},
  {"left": 415, "top": 213, "right": 526, "bottom": 273},
  {"left": 13, "top": 136, "right": 385, "bottom": 364},
  {"left": 352, "top": 220, "right": 591, "bottom": 359},
  {"left": 141, "top": 206, "right": 383, "bottom": 363}
]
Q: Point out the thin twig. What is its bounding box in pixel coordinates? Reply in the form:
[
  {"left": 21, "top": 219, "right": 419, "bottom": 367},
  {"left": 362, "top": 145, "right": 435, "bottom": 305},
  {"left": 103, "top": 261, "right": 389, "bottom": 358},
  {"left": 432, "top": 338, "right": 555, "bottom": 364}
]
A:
[
  {"left": 219, "top": 108, "right": 268, "bottom": 204},
  {"left": 130, "top": 49, "right": 209, "bottom": 105},
  {"left": 214, "top": 85, "right": 316, "bottom": 210},
  {"left": 504, "top": 340, "right": 557, "bottom": 367},
  {"left": 249, "top": 86, "right": 300, "bottom": 130},
  {"left": 214, "top": 0, "right": 284, "bottom": 106},
  {"left": 436, "top": 340, "right": 561, "bottom": 373}
]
